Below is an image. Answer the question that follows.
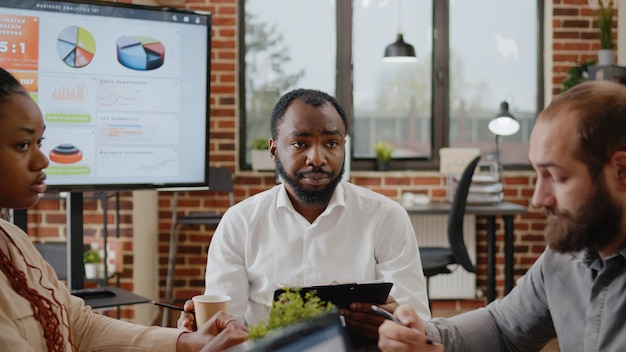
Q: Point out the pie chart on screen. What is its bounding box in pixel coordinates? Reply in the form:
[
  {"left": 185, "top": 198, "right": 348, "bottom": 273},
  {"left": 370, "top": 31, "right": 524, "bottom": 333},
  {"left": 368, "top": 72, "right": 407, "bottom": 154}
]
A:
[
  {"left": 116, "top": 36, "right": 165, "bottom": 71},
  {"left": 57, "top": 26, "right": 96, "bottom": 68}
]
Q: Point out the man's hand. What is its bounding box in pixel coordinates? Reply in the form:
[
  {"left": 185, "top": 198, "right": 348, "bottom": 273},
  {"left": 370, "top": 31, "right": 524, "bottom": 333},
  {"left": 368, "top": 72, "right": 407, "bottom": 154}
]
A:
[
  {"left": 339, "top": 296, "right": 399, "bottom": 342},
  {"left": 377, "top": 305, "right": 444, "bottom": 352}
]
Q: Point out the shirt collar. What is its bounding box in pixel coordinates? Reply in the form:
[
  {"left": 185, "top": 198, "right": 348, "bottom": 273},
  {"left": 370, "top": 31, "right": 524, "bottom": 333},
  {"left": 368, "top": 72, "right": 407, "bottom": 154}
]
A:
[
  {"left": 275, "top": 181, "right": 347, "bottom": 213},
  {"left": 574, "top": 246, "right": 626, "bottom": 269}
]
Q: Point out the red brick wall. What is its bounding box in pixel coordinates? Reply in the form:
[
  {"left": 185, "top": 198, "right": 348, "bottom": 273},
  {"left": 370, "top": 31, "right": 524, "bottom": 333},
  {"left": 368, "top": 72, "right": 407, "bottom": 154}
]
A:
[
  {"left": 552, "top": 0, "right": 618, "bottom": 94},
  {"left": 24, "top": 0, "right": 615, "bottom": 319}
]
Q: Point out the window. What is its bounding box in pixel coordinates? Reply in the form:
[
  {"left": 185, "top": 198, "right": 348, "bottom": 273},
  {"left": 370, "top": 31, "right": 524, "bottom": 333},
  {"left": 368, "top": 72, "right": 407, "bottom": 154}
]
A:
[
  {"left": 448, "top": 0, "right": 540, "bottom": 165},
  {"left": 240, "top": 0, "right": 542, "bottom": 170},
  {"left": 239, "top": 0, "right": 336, "bottom": 166},
  {"left": 352, "top": 1, "right": 433, "bottom": 159}
]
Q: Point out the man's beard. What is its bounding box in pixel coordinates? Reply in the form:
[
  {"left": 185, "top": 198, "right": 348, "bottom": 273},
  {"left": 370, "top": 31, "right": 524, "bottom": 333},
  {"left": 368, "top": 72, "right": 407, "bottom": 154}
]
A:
[
  {"left": 275, "top": 153, "right": 344, "bottom": 206},
  {"left": 544, "top": 175, "right": 622, "bottom": 254}
]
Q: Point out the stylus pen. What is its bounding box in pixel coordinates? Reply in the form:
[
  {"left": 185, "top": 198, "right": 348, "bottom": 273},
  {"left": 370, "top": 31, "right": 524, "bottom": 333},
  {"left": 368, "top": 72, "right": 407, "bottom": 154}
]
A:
[
  {"left": 370, "top": 305, "right": 433, "bottom": 345},
  {"left": 151, "top": 300, "right": 194, "bottom": 314},
  {"left": 371, "top": 305, "right": 403, "bottom": 324}
]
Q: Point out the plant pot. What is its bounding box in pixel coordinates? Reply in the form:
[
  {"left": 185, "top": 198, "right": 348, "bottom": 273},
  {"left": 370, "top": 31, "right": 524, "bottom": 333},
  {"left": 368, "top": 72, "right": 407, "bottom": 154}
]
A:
[
  {"left": 597, "top": 49, "right": 615, "bottom": 66},
  {"left": 251, "top": 150, "right": 274, "bottom": 171},
  {"left": 84, "top": 263, "right": 99, "bottom": 279},
  {"left": 376, "top": 160, "right": 389, "bottom": 171}
]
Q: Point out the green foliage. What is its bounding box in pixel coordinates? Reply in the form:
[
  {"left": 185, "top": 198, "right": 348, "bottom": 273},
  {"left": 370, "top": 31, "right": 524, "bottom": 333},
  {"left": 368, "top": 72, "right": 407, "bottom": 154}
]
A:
[
  {"left": 374, "top": 142, "right": 394, "bottom": 162},
  {"left": 244, "top": 9, "right": 305, "bottom": 94},
  {"left": 251, "top": 137, "right": 270, "bottom": 150},
  {"left": 248, "top": 289, "right": 334, "bottom": 340},
  {"left": 561, "top": 60, "right": 595, "bottom": 93},
  {"left": 597, "top": 1, "right": 614, "bottom": 49},
  {"left": 83, "top": 249, "right": 101, "bottom": 264}
]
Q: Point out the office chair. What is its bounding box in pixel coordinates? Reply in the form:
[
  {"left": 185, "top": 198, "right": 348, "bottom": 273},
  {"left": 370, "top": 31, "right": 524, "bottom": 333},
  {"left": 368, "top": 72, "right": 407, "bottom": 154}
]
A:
[
  {"left": 162, "top": 166, "right": 235, "bottom": 326},
  {"left": 419, "top": 155, "right": 480, "bottom": 302}
]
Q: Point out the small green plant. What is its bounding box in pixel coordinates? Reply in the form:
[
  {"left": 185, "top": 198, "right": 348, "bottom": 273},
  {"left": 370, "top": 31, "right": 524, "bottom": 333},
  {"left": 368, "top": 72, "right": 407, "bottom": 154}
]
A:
[
  {"left": 596, "top": 0, "right": 615, "bottom": 49},
  {"left": 561, "top": 59, "right": 595, "bottom": 92},
  {"left": 248, "top": 289, "right": 334, "bottom": 339},
  {"left": 251, "top": 137, "right": 270, "bottom": 150},
  {"left": 83, "top": 248, "right": 101, "bottom": 264},
  {"left": 374, "top": 142, "right": 394, "bottom": 162}
]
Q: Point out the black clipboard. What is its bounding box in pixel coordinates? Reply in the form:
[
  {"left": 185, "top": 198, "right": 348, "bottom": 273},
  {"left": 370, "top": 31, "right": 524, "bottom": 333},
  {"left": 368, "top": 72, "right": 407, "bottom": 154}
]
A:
[{"left": 273, "top": 282, "right": 393, "bottom": 308}]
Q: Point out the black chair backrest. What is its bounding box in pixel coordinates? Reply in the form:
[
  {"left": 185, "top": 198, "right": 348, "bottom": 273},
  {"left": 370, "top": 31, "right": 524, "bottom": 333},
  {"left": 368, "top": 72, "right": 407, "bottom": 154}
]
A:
[
  {"left": 447, "top": 155, "right": 481, "bottom": 273},
  {"left": 208, "top": 167, "right": 234, "bottom": 193}
]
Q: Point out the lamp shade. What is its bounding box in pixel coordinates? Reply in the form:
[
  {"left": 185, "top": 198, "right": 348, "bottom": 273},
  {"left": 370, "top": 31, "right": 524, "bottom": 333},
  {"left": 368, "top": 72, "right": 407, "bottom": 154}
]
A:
[
  {"left": 383, "top": 33, "right": 417, "bottom": 63},
  {"left": 488, "top": 101, "right": 520, "bottom": 136}
]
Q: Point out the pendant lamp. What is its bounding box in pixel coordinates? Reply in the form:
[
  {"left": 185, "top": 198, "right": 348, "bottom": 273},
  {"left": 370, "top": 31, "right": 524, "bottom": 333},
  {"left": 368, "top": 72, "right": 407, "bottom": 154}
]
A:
[{"left": 383, "top": 0, "right": 417, "bottom": 63}]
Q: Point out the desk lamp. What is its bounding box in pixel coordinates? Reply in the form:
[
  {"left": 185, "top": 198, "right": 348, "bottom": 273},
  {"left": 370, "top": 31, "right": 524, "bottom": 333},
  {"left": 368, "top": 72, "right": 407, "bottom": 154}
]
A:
[{"left": 488, "top": 101, "right": 520, "bottom": 165}]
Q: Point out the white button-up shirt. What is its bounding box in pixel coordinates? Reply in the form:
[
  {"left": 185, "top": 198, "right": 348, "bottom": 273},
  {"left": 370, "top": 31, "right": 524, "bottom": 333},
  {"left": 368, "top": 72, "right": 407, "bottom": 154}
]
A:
[{"left": 205, "top": 181, "right": 430, "bottom": 325}]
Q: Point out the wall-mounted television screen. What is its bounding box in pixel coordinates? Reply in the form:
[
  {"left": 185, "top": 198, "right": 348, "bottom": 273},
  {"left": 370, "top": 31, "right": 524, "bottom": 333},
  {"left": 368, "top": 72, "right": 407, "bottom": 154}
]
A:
[{"left": 0, "top": 0, "right": 211, "bottom": 191}]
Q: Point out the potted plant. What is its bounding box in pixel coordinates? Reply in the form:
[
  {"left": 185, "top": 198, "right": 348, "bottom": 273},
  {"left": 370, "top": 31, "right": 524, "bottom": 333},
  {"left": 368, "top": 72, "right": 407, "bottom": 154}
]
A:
[
  {"left": 83, "top": 248, "right": 101, "bottom": 279},
  {"left": 591, "top": 0, "right": 616, "bottom": 65},
  {"left": 250, "top": 137, "right": 275, "bottom": 171},
  {"left": 374, "top": 142, "right": 394, "bottom": 171},
  {"left": 248, "top": 289, "right": 334, "bottom": 339}
]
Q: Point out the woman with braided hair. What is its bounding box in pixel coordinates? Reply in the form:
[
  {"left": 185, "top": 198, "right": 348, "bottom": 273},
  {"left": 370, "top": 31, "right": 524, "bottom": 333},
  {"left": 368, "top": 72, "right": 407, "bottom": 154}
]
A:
[{"left": 0, "top": 67, "right": 248, "bottom": 351}]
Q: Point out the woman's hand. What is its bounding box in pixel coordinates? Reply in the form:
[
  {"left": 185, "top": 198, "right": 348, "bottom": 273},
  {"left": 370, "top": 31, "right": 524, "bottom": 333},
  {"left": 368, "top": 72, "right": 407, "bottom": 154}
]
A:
[
  {"left": 177, "top": 311, "right": 248, "bottom": 352},
  {"left": 178, "top": 299, "right": 196, "bottom": 332}
]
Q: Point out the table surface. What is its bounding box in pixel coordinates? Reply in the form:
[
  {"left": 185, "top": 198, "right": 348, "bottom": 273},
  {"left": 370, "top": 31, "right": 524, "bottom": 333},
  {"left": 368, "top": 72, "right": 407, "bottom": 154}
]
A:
[
  {"left": 78, "top": 285, "right": 151, "bottom": 309},
  {"left": 404, "top": 201, "right": 528, "bottom": 216},
  {"left": 406, "top": 200, "right": 528, "bottom": 301}
]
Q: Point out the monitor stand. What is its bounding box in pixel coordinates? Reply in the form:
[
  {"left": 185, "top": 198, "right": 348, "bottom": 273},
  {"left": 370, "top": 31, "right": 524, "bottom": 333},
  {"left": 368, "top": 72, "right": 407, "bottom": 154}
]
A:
[{"left": 67, "top": 192, "right": 85, "bottom": 290}]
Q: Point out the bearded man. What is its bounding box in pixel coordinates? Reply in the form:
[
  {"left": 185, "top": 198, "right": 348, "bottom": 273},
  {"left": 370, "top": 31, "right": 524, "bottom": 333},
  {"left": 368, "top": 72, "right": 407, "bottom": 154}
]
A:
[
  {"left": 185, "top": 89, "right": 430, "bottom": 345},
  {"left": 378, "top": 80, "right": 626, "bottom": 352}
]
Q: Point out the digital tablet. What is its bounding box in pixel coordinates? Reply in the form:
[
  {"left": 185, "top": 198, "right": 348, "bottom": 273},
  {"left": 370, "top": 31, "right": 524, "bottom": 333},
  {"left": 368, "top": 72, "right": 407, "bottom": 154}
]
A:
[{"left": 273, "top": 282, "right": 393, "bottom": 308}]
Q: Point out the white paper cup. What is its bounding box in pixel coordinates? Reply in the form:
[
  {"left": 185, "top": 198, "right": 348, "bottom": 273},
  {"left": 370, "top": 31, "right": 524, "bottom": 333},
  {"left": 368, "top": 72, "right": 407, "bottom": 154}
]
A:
[{"left": 192, "top": 294, "right": 231, "bottom": 326}]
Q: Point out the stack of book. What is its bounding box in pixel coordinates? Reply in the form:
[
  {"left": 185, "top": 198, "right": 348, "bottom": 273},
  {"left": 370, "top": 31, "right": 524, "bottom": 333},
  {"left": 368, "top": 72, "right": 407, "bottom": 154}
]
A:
[{"left": 446, "top": 160, "right": 503, "bottom": 205}]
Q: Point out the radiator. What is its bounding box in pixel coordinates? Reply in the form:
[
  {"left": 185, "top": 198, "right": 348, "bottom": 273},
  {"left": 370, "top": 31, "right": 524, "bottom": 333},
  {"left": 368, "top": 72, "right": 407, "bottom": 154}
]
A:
[{"left": 410, "top": 214, "right": 477, "bottom": 299}]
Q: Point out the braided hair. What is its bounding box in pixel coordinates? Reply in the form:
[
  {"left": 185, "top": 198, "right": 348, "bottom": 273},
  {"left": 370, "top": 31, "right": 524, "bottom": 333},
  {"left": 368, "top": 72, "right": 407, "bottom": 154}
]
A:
[{"left": 0, "top": 67, "right": 77, "bottom": 351}]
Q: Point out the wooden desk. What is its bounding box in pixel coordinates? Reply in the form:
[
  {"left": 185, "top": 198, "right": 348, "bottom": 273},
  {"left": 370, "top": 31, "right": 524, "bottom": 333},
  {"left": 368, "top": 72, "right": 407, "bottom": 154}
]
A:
[{"left": 405, "top": 201, "right": 528, "bottom": 302}]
